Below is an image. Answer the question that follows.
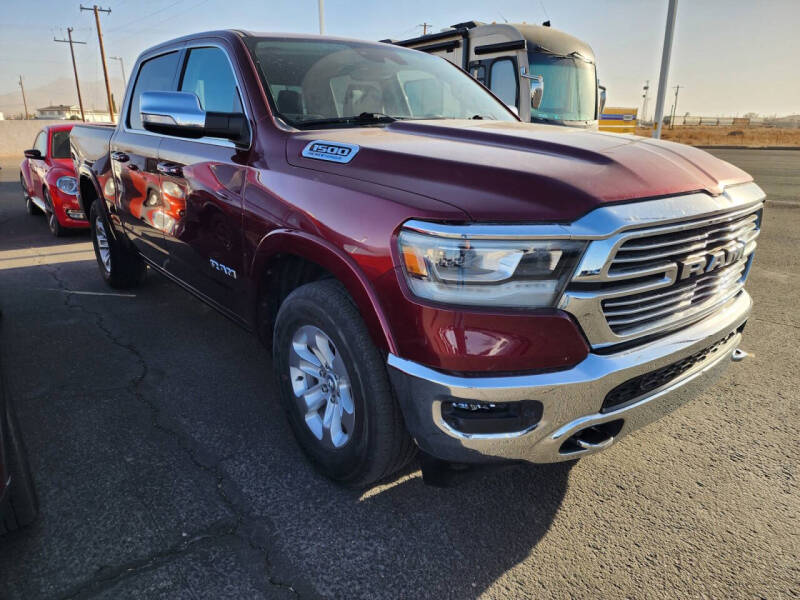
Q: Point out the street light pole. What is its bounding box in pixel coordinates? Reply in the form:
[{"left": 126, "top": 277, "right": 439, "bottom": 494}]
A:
[
  {"left": 318, "top": 0, "right": 325, "bottom": 34},
  {"left": 652, "top": 0, "right": 678, "bottom": 139}
]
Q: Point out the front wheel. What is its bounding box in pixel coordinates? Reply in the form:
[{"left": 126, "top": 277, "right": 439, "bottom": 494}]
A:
[
  {"left": 273, "top": 280, "right": 416, "bottom": 487},
  {"left": 44, "top": 190, "right": 64, "bottom": 237},
  {"left": 89, "top": 200, "right": 146, "bottom": 289}
]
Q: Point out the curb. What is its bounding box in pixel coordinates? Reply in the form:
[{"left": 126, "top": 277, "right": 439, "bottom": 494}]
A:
[{"left": 697, "top": 145, "right": 800, "bottom": 150}]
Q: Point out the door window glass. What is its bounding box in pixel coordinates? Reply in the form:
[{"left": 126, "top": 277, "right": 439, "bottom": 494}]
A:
[
  {"left": 180, "top": 47, "right": 243, "bottom": 114},
  {"left": 33, "top": 131, "right": 47, "bottom": 156},
  {"left": 489, "top": 59, "right": 517, "bottom": 107},
  {"left": 127, "top": 51, "right": 180, "bottom": 130},
  {"left": 51, "top": 130, "right": 71, "bottom": 158}
]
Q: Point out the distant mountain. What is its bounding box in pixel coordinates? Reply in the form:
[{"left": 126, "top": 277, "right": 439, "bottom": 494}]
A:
[{"left": 0, "top": 76, "right": 126, "bottom": 117}]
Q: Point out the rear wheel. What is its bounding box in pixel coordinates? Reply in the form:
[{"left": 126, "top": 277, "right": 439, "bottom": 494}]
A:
[
  {"left": 44, "top": 190, "right": 64, "bottom": 237},
  {"left": 273, "top": 280, "right": 416, "bottom": 487},
  {"left": 90, "top": 200, "right": 146, "bottom": 289}
]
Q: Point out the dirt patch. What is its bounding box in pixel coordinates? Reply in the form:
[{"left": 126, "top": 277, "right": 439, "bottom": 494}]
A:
[{"left": 635, "top": 125, "right": 800, "bottom": 147}]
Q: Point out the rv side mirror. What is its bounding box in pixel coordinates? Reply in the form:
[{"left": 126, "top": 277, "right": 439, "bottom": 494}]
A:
[
  {"left": 599, "top": 85, "right": 607, "bottom": 115},
  {"left": 529, "top": 75, "right": 544, "bottom": 110}
]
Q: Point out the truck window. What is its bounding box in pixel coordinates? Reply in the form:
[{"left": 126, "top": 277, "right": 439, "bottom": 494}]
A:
[
  {"left": 179, "top": 47, "right": 243, "bottom": 114},
  {"left": 127, "top": 51, "right": 180, "bottom": 130},
  {"left": 489, "top": 59, "right": 517, "bottom": 107}
]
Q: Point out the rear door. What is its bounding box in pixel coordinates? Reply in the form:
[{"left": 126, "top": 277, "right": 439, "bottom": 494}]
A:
[
  {"left": 111, "top": 50, "right": 181, "bottom": 266},
  {"left": 157, "top": 43, "right": 250, "bottom": 319}
]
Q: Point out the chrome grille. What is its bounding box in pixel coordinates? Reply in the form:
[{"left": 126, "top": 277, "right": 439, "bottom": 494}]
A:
[
  {"left": 600, "top": 210, "right": 760, "bottom": 337},
  {"left": 561, "top": 190, "right": 764, "bottom": 348}
]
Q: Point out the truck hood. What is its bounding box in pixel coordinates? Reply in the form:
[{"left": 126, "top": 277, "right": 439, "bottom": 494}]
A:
[{"left": 286, "top": 120, "right": 752, "bottom": 222}]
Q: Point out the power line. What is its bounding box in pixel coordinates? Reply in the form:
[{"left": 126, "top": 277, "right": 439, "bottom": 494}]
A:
[
  {"left": 81, "top": 4, "right": 116, "bottom": 123},
  {"left": 54, "top": 27, "right": 87, "bottom": 122}
]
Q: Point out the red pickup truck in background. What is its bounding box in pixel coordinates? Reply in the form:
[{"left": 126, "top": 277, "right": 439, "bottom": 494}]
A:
[
  {"left": 20, "top": 123, "right": 88, "bottom": 237},
  {"left": 70, "top": 31, "right": 763, "bottom": 486}
]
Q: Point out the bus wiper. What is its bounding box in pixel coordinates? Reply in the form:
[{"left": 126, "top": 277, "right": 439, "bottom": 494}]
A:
[{"left": 294, "top": 112, "right": 397, "bottom": 128}]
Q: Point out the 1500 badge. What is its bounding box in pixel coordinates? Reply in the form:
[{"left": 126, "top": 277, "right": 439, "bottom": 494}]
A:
[{"left": 301, "top": 140, "right": 359, "bottom": 164}]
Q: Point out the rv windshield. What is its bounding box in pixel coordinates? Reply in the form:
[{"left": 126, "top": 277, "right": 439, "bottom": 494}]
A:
[
  {"left": 246, "top": 38, "right": 517, "bottom": 128},
  {"left": 527, "top": 51, "right": 596, "bottom": 123}
]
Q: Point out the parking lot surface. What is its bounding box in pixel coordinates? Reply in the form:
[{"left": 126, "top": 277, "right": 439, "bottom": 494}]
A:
[{"left": 0, "top": 149, "right": 797, "bottom": 599}]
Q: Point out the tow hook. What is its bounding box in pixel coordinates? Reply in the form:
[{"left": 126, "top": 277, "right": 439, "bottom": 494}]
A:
[{"left": 732, "top": 348, "right": 749, "bottom": 362}]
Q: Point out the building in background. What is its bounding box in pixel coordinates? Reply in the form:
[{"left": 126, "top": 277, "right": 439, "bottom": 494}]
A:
[
  {"left": 35, "top": 104, "right": 116, "bottom": 122},
  {"left": 599, "top": 107, "right": 638, "bottom": 134}
]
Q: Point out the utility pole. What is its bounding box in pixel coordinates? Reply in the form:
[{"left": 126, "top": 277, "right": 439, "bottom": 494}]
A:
[
  {"left": 81, "top": 4, "right": 115, "bottom": 123},
  {"left": 318, "top": 0, "right": 325, "bottom": 34},
  {"left": 110, "top": 55, "right": 127, "bottom": 88},
  {"left": 641, "top": 80, "right": 649, "bottom": 124},
  {"left": 18, "top": 75, "right": 29, "bottom": 120},
  {"left": 669, "top": 84, "right": 681, "bottom": 129},
  {"left": 652, "top": 0, "right": 678, "bottom": 139},
  {"left": 54, "top": 28, "right": 87, "bottom": 122},
  {"left": 419, "top": 22, "right": 431, "bottom": 35}
]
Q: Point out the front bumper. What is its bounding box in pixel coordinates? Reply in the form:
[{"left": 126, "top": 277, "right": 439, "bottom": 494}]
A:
[{"left": 388, "top": 291, "right": 751, "bottom": 464}]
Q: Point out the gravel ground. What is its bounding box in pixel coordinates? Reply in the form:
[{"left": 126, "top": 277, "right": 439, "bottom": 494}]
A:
[{"left": 0, "top": 149, "right": 797, "bottom": 599}]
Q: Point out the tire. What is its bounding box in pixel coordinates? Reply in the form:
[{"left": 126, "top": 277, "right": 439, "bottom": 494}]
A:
[
  {"left": 0, "top": 405, "right": 38, "bottom": 535},
  {"left": 44, "top": 190, "right": 65, "bottom": 237},
  {"left": 89, "top": 200, "right": 147, "bottom": 289},
  {"left": 21, "top": 174, "right": 40, "bottom": 216},
  {"left": 273, "top": 280, "right": 416, "bottom": 487}
]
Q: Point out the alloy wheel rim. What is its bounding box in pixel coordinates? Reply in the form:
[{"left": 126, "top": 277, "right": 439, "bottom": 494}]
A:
[
  {"left": 94, "top": 216, "right": 111, "bottom": 273},
  {"left": 288, "top": 325, "right": 355, "bottom": 449}
]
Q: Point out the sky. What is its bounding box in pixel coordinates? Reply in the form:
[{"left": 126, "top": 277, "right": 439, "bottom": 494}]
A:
[{"left": 1, "top": 0, "right": 798, "bottom": 117}]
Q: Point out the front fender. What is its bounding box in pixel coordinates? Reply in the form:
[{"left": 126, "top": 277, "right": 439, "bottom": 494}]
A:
[{"left": 249, "top": 229, "right": 398, "bottom": 354}]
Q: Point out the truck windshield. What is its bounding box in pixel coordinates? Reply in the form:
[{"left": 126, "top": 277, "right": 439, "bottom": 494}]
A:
[
  {"left": 527, "top": 51, "right": 596, "bottom": 123},
  {"left": 246, "top": 38, "right": 516, "bottom": 128}
]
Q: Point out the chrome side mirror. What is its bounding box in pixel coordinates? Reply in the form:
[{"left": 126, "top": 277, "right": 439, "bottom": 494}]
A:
[
  {"left": 526, "top": 75, "right": 544, "bottom": 110},
  {"left": 599, "top": 85, "right": 607, "bottom": 115},
  {"left": 140, "top": 91, "right": 249, "bottom": 145},
  {"left": 140, "top": 91, "right": 206, "bottom": 138}
]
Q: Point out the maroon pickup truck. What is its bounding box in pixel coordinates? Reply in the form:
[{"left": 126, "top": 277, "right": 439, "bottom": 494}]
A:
[{"left": 71, "top": 30, "right": 764, "bottom": 486}]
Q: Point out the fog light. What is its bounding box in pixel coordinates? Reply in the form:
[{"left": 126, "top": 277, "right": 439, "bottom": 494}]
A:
[
  {"left": 66, "top": 209, "right": 86, "bottom": 220},
  {"left": 441, "top": 400, "right": 542, "bottom": 435}
]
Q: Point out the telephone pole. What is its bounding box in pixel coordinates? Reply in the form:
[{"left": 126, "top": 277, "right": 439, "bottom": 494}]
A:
[
  {"left": 18, "top": 75, "right": 29, "bottom": 120},
  {"left": 81, "top": 4, "right": 115, "bottom": 123},
  {"left": 669, "top": 85, "right": 681, "bottom": 129},
  {"left": 419, "top": 22, "right": 431, "bottom": 35},
  {"left": 110, "top": 55, "right": 127, "bottom": 88},
  {"left": 54, "top": 28, "right": 87, "bottom": 122}
]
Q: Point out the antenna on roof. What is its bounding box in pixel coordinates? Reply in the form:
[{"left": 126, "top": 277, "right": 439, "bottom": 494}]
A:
[{"left": 539, "top": 0, "right": 551, "bottom": 25}]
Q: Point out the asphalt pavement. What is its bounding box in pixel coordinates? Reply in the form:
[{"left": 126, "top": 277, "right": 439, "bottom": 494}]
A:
[{"left": 0, "top": 149, "right": 797, "bottom": 599}]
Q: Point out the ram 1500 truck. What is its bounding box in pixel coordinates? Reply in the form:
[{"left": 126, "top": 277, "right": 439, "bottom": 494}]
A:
[{"left": 71, "top": 31, "right": 764, "bottom": 487}]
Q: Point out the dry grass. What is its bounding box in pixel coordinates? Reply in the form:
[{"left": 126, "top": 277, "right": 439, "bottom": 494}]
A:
[{"left": 634, "top": 125, "right": 800, "bottom": 147}]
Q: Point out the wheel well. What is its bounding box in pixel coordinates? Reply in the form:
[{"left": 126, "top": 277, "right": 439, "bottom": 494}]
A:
[
  {"left": 257, "top": 254, "right": 334, "bottom": 344},
  {"left": 78, "top": 176, "right": 98, "bottom": 215}
]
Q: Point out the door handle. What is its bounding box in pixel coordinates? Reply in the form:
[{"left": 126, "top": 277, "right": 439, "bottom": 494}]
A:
[
  {"left": 111, "top": 151, "right": 129, "bottom": 162},
  {"left": 157, "top": 161, "right": 183, "bottom": 177},
  {"left": 126, "top": 163, "right": 139, "bottom": 171}
]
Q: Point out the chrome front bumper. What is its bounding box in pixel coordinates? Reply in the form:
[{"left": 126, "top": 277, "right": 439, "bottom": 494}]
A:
[{"left": 388, "top": 291, "right": 751, "bottom": 464}]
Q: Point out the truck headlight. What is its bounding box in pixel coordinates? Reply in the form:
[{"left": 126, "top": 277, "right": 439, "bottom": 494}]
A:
[
  {"left": 398, "top": 229, "right": 585, "bottom": 307},
  {"left": 56, "top": 176, "right": 78, "bottom": 195}
]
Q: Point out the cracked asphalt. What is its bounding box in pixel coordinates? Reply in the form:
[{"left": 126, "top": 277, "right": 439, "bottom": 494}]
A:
[{"left": 0, "top": 149, "right": 797, "bottom": 599}]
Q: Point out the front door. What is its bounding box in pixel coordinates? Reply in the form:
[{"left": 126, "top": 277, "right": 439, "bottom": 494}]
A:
[
  {"left": 157, "top": 45, "right": 249, "bottom": 319},
  {"left": 112, "top": 50, "right": 181, "bottom": 266}
]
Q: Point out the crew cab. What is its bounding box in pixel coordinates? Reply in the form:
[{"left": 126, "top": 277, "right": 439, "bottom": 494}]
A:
[
  {"left": 70, "top": 31, "right": 764, "bottom": 487},
  {"left": 20, "top": 123, "right": 88, "bottom": 236}
]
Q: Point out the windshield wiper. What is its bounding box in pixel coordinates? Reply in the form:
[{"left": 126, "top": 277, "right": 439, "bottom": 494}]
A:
[{"left": 293, "top": 112, "right": 397, "bottom": 129}]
